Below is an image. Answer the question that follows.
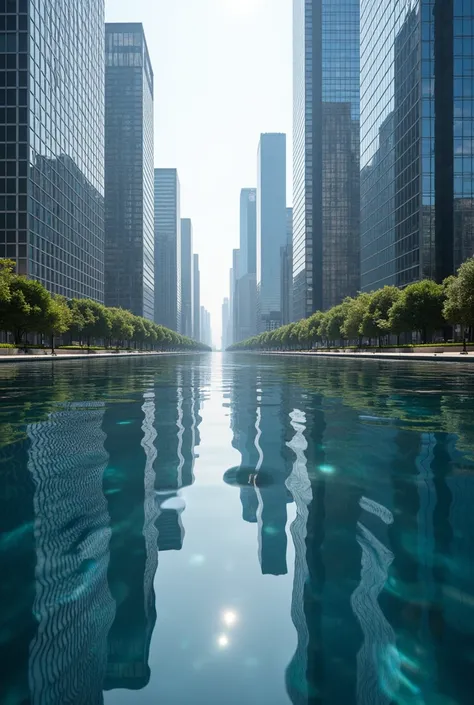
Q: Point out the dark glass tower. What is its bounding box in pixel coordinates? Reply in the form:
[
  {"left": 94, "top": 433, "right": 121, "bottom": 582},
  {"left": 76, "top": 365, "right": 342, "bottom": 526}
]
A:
[
  {"left": 360, "top": 0, "right": 474, "bottom": 290},
  {"left": 104, "top": 23, "right": 154, "bottom": 320},
  {"left": 0, "top": 0, "right": 105, "bottom": 300},
  {"left": 154, "top": 168, "right": 181, "bottom": 331},
  {"left": 293, "top": 0, "right": 360, "bottom": 318}
]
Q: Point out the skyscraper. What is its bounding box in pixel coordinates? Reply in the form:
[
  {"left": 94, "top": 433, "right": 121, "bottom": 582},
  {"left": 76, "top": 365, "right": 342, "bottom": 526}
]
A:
[
  {"left": 360, "top": 0, "right": 474, "bottom": 290},
  {"left": 257, "top": 133, "right": 287, "bottom": 333},
  {"left": 293, "top": 0, "right": 360, "bottom": 319},
  {"left": 104, "top": 23, "right": 154, "bottom": 320},
  {"left": 180, "top": 219, "right": 194, "bottom": 338},
  {"left": 193, "top": 254, "right": 201, "bottom": 342},
  {"left": 0, "top": 0, "right": 105, "bottom": 300},
  {"left": 236, "top": 188, "right": 257, "bottom": 343},
  {"left": 240, "top": 188, "right": 257, "bottom": 277},
  {"left": 200, "top": 306, "right": 212, "bottom": 348},
  {"left": 231, "top": 248, "right": 240, "bottom": 344},
  {"left": 154, "top": 168, "right": 181, "bottom": 331},
  {"left": 281, "top": 207, "right": 293, "bottom": 325},
  {"left": 222, "top": 297, "right": 230, "bottom": 351}
]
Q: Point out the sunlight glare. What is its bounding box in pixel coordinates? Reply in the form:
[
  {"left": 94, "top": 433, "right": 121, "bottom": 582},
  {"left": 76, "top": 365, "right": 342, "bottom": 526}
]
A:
[
  {"left": 222, "top": 609, "right": 238, "bottom": 627},
  {"left": 217, "top": 634, "right": 230, "bottom": 648}
]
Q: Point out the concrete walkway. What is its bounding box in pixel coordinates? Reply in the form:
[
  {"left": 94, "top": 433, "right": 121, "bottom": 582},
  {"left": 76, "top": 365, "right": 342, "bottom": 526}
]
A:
[
  {"left": 0, "top": 351, "right": 187, "bottom": 364},
  {"left": 261, "top": 350, "right": 474, "bottom": 363}
]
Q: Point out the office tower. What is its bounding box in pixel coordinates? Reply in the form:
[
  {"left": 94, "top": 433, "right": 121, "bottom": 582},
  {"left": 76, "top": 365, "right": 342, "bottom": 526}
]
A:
[
  {"left": 360, "top": 1, "right": 474, "bottom": 291},
  {"left": 293, "top": 0, "right": 360, "bottom": 319},
  {"left": 200, "top": 306, "right": 211, "bottom": 347},
  {"left": 193, "top": 254, "right": 201, "bottom": 342},
  {"left": 235, "top": 189, "right": 258, "bottom": 343},
  {"left": 180, "top": 219, "right": 194, "bottom": 338},
  {"left": 231, "top": 249, "right": 240, "bottom": 344},
  {"left": 154, "top": 168, "right": 181, "bottom": 331},
  {"left": 222, "top": 298, "right": 230, "bottom": 350},
  {"left": 0, "top": 0, "right": 105, "bottom": 300},
  {"left": 281, "top": 207, "right": 293, "bottom": 325},
  {"left": 240, "top": 188, "right": 257, "bottom": 277},
  {"left": 257, "top": 133, "right": 287, "bottom": 332},
  {"left": 104, "top": 23, "right": 154, "bottom": 320}
]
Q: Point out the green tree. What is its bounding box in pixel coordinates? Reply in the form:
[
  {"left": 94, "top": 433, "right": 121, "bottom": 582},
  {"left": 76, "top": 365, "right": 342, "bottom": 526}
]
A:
[
  {"left": 0, "top": 258, "right": 15, "bottom": 305},
  {"left": 389, "top": 280, "right": 445, "bottom": 343},
  {"left": 0, "top": 277, "right": 52, "bottom": 344},
  {"left": 360, "top": 286, "right": 401, "bottom": 344},
  {"left": 71, "top": 300, "right": 112, "bottom": 347},
  {"left": 341, "top": 294, "right": 371, "bottom": 345},
  {"left": 109, "top": 308, "right": 135, "bottom": 348},
  {"left": 443, "top": 257, "right": 474, "bottom": 335},
  {"left": 40, "top": 295, "right": 73, "bottom": 354}
]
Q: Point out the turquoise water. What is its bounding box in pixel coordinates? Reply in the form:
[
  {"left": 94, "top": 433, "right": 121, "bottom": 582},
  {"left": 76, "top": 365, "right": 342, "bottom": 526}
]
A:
[{"left": 1, "top": 353, "right": 474, "bottom": 705}]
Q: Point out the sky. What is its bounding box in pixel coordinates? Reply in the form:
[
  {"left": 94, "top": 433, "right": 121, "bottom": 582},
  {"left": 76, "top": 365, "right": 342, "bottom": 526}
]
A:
[{"left": 105, "top": 0, "right": 293, "bottom": 347}]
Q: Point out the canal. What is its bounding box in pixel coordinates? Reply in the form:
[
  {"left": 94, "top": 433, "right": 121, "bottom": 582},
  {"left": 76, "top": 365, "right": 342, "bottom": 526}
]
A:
[{"left": 0, "top": 353, "right": 473, "bottom": 705}]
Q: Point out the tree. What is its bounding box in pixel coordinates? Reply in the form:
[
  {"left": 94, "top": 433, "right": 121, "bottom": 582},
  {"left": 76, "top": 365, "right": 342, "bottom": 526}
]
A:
[
  {"left": 40, "top": 295, "right": 73, "bottom": 353},
  {"left": 360, "top": 286, "right": 401, "bottom": 344},
  {"left": 341, "top": 294, "right": 371, "bottom": 345},
  {"left": 0, "top": 277, "right": 52, "bottom": 344},
  {"left": 444, "top": 257, "right": 474, "bottom": 336},
  {"left": 71, "top": 300, "right": 112, "bottom": 347},
  {"left": 325, "top": 304, "right": 348, "bottom": 346},
  {"left": 307, "top": 311, "right": 324, "bottom": 348},
  {"left": 389, "top": 280, "right": 445, "bottom": 343},
  {"left": 109, "top": 308, "right": 135, "bottom": 348},
  {"left": 0, "top": 258, "right": 15, "bottom": 305}
]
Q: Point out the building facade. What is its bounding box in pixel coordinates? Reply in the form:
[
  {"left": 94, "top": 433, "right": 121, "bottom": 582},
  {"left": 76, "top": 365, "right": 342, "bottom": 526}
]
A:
[
  {"left": 104, "top": 23, "right": 154, "bottom": 320},
  {"left": 180, "top": 219, "right": 194, "bottom": 338},
  {"left": 235, "top": 188, "right": 257, "bottom": 343},
  {"left": 257, "top": 133, "right": 287, "bottom": 333},
  {"left": 193, "top": 254, "right": 201, "bottom": 342},
  {"left": 360, "top": 0, "right": 474, "bottom": 291},
  {"left": 0, "top": 0, "right": 105, "bottom": 300},
  {"left": 222, "top": 297, "right": 230, "bottom": 351},
  {"left": 154, "top": 168, "right": 181, "bottom": 331},
  {"left": 293, "top": 0, "right": 360, "bottom": 318},
  {"left": 281, "top": 207, "right": 293, "bottom": 325},
  {"left": 200, "top": 306, "right": 211, "bottom": 348}
]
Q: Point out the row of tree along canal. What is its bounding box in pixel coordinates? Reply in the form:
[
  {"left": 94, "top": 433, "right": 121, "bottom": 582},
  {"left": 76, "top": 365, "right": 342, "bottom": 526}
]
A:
[
  {"left": 0, "top": 259, "right": 210, "bottom": 353},
  {"left": 229, "top": 256, "right": 474, "bottom": 351}
]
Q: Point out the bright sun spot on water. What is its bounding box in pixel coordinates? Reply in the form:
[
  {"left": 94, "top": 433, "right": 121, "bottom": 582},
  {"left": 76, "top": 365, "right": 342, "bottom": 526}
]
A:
[
  {"left": 319, "top": 464, "right": 336, "bottom": 475},
  {"left": 217, "top": 634, "right": 230, "bottom": 648},
  {"left": 222, "top": 610, "right": 238, "bottom": 627}
]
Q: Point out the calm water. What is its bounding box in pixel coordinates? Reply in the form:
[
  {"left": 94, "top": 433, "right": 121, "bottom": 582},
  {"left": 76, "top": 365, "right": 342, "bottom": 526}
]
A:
[{"left": 1, "top": 353, "right": 474, "bottom": 705}]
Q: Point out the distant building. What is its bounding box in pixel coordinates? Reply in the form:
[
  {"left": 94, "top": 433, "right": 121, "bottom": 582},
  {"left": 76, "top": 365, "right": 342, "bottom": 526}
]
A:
[
  {"left": 360, "top": 0, "right": 474, "bottom": 290},
  {"left": 281, "top": 208, "right": 293, "bottom": 325},
  {"left": 0, "top": 0, "right": 105, "bottom": 300},
  {"left": 222, "top": 298, "right": 230, "bottom": 351},
  {"left": 257, "top": 134, "right": 287, "bottom": 332},
  {"left": 193, "top": 254, "right": 201, "bottom": 342},
  {"left": 231, "top": 249, "right": 240, "bottom": 344},
  {"left": 293, "top": 0, "right": 360, "bottom": 318},
  {"left": 180, "top": 219, "right": 194, "bottom": 338},
  {"left": 235, "top": 189, "right": 257, "bottom": 343},
  {"left": 105, "top": 23, "right": 154, "bottom": 320},
  {"left": 200, "top": 306, "right": 212, "bottom": 348},
  {"left": 154, "top": 169, "right": 181, "bottom": 331}
]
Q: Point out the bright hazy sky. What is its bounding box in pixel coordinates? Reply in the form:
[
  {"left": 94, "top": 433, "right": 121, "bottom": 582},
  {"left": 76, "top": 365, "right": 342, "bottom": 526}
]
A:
[{"left": 105, "top": 0, "right": 293, "bottom": 346}]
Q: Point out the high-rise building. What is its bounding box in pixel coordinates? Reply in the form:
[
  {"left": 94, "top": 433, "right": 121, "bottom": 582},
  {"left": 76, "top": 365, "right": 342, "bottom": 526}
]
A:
[
  {"left": 0, "top": 0, "right": 105, "bottom": 300},
  {"left": 240, "top": 189, "right": 257, "bottom": 277},
  {"left": 257, "top": 133, "right": 287, "bottom": 333},
  {"left": 200, "top": 306, "right": 212, "bottom": 348},
  {"left": 231, "top": 249, "right": 240, "bottom": 344},
  {"left": 180, "top": 219, "right": 194, "bottom": 338},
  {"left": 293, "top": 0, "right": 360, "bottom": 319},
  {"left": 104, "top": 23, "right": 154, "bottom": 320},
  {"left": 235, "top": 189, "right": 257, "bottom": 343},
  {"left": 360, "top": 0, "right": 474, "bottom": 290},
  {"left": 222, "top": 297, "right": 230, "bottom": 351},
  {"left": 154, "top": 169, "right": 181, "bottom": 331},
  {"left": 193, "top": 254, "right": 201, "bottom": 342},
  {"left": 281, "top": 207, "right": 293, "bottom": 325}
]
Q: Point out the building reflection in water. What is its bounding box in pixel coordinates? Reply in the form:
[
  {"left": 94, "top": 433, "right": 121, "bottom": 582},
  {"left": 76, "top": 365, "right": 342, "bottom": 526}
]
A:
[
  {"left": 27, "top": 402, "right": 115, "bottom": 705},
  {"left": 102, "top": 392, "right": 158, "bottom": 693}
]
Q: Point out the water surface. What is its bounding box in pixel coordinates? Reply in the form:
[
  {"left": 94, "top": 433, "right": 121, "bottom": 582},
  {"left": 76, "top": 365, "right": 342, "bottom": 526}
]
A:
[{"left": 1, "top": 353, "right": 474, "bottom": 704}]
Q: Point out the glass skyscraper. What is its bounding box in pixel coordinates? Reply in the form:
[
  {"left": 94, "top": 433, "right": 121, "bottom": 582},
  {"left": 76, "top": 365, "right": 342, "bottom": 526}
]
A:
[
  {"left": 154, "top": 168, "right": 181, "bottom": 332},
  {"left": 293, "top": 0, "right": 360, "bottom": 318},
  {"left": 193, "top": 253, "right": 201, "bottom": 342},
  {"left": 104, "top": 23, "right": 154, "bottom": 320},
  {"left": 257, "top": 133, "right": 287, "bottom": 333},
  {"left": 0, "top": 0, "right": 105, "bottom": 300},
  {"left": 361, "top": 0, "right": 474, "bottom": 290},
  {"left": 180, "top": 218, "right": 194, "bottom": 338},
  {"left": 239, "top": 188, "right": 257, "bottom": 277}
]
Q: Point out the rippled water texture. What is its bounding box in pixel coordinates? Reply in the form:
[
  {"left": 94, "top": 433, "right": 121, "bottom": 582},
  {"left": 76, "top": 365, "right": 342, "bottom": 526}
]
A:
[{"left": 1, "top": 353, "right": 474, "bottom": 705}]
